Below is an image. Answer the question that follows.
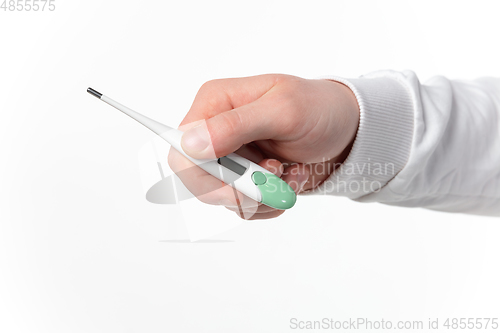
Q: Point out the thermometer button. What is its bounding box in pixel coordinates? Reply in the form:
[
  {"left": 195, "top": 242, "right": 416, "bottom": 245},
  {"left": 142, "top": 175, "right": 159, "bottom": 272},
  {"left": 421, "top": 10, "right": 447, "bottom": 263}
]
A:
[{"left": 251, "top": 171, "right": 267, "bottom": 185}]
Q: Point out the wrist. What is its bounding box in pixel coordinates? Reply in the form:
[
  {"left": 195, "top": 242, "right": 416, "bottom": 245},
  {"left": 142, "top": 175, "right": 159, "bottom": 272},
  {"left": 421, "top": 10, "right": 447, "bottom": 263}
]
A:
[
  {"left": 299, "top": 80, "right": 360, "bottom": 192},
  {"left": 331, "top": 79, "right": 361, "bottom": 158},
  {"left": 301, "top": 72, "right": 415, "bottom": 199}
]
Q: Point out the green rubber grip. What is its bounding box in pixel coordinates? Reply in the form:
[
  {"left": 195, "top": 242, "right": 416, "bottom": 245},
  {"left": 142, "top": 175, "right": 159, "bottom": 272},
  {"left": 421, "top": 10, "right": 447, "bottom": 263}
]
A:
[{"left": 251, "top": 172, "right": 296, "bottom": 210}]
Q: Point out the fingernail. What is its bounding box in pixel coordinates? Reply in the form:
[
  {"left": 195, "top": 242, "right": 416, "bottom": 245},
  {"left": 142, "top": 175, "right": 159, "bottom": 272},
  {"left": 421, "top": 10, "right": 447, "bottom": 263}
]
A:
[{"left": 181, "top": 125, "right": 210, "bottom": 154}]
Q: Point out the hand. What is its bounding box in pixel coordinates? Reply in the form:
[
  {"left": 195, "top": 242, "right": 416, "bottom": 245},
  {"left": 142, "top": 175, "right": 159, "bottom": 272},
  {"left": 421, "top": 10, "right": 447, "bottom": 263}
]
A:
[{"left": 168, "top": 74, "right": 359, "bottom": 219}]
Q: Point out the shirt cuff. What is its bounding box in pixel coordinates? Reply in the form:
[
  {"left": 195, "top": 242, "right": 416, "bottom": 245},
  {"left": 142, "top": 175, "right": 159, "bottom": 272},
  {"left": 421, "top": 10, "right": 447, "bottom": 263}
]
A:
[{"left": 302, "top": 71, "right": 415, "bottom": 199}]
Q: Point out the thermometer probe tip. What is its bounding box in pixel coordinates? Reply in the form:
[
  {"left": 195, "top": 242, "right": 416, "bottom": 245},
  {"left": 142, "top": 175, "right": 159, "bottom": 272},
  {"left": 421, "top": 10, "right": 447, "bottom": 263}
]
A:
[{"left": 87, "top": 87, "right": 102, "bottom": 99}]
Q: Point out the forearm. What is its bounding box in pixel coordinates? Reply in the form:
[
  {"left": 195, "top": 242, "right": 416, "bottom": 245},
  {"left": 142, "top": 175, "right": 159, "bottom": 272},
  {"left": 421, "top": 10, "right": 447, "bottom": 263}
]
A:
[{"left": 303, "top": 70, "right": 500, "bottom": 216}]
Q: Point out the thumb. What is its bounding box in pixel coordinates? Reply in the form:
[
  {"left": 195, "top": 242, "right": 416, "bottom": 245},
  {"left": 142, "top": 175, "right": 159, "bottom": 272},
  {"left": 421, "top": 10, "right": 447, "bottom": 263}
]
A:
[{"left": 181, "top": 99, "right": 279, "bottom": 159}]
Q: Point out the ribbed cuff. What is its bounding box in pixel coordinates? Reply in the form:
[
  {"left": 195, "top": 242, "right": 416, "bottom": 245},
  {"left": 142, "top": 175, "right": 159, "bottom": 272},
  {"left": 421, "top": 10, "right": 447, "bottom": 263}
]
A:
[{"left": 302, "top": 72, "right": 415, "bottom": 199}]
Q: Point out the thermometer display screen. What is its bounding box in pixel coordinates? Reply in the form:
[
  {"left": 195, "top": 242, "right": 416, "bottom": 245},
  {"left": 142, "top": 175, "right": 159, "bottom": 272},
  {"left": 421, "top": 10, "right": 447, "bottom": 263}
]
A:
[{"left": 217, "top": 157, "right": 247, "bottom": 176}]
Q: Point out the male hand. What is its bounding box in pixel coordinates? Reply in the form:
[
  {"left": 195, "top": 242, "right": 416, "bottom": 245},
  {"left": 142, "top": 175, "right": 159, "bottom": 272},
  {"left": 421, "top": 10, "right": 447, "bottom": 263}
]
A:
[{"left": 168, "top": 74, "right": 359, "bottom": 219}]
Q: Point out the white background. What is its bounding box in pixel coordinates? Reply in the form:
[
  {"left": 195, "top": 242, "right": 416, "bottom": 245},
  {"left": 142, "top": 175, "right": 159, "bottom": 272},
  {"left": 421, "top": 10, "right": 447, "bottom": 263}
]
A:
[{"left": 1, "top": 0, "right": 500, "bottom": 332}]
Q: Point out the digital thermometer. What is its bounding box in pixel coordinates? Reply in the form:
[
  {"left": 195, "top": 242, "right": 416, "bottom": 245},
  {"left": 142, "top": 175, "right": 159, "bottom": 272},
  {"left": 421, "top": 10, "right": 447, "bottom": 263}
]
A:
[{"left": 87, "top": 88, "right": 296, "bottom": 210}]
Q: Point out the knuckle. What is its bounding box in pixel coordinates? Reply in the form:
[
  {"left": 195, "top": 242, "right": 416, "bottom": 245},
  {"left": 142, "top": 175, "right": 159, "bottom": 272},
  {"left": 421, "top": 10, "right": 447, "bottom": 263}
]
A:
[
  {"left": 196, "top": 79, "right": 231, "bottom": 116},
  {"left": 198, "top": 78, "right": 228, "bottom": 97},
  {"left": 276, "top": 74, "right": 304, "bottom": 89},
  {"left": 198, "top": 79, "right": 219, "bottom": 98},
  {"left": 215, "top": 110, "right": 243, "bottom": 139},
  {"left": 276, "top": 78, "right": 305, "bottom": 109},
  {"left": 199, "top": 79, "right": 219, "bottom": 93}
]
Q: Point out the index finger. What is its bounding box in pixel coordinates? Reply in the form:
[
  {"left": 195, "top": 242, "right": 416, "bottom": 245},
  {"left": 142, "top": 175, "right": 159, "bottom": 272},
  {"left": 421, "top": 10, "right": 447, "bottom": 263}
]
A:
[{"left": 179, "top": 74, "right": 281, "bottom": 127}]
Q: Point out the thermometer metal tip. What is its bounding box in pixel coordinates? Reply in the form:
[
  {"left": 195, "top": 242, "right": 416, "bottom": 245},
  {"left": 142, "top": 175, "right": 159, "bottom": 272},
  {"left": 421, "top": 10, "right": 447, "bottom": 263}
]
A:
[{"left": 87, "top": 87, "right": 102, "bottom": 99}]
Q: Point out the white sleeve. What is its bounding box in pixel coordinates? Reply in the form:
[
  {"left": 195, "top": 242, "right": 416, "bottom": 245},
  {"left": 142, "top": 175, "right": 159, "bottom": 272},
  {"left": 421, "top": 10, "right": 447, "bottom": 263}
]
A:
[{"left": 303, "top": 70, "right": 500, "bottom": 216}]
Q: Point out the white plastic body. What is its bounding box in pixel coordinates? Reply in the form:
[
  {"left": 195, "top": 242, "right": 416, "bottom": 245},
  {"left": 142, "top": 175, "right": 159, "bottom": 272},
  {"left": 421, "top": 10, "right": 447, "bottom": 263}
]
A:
[
  {"left": 159, "top": 128, "right": 264, "bottom": 203},
  {"left": 101, "top": 95, "right": 264, "bottom": 203}
]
